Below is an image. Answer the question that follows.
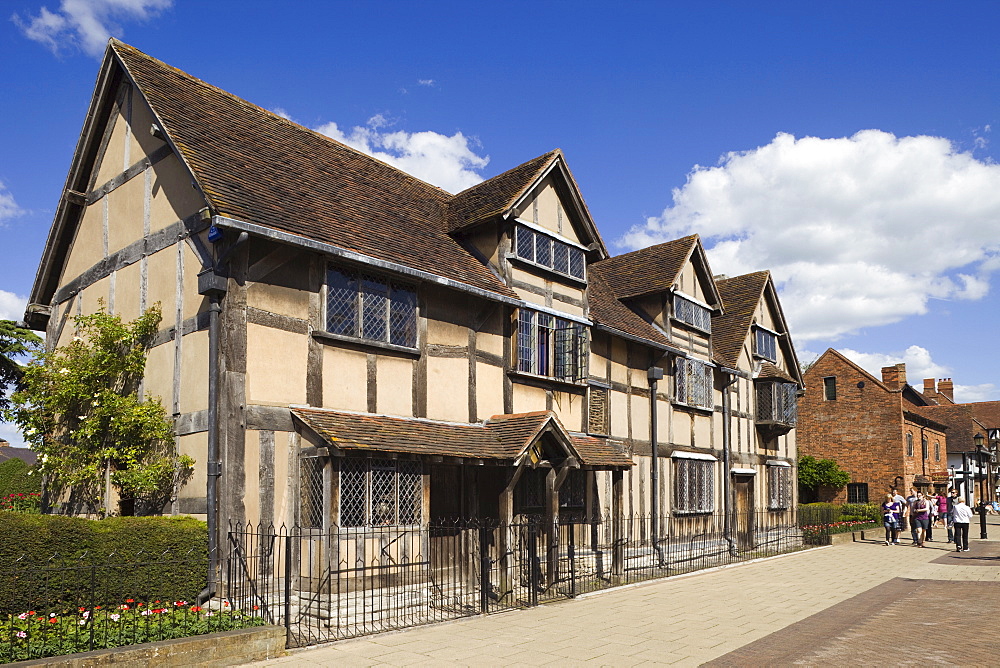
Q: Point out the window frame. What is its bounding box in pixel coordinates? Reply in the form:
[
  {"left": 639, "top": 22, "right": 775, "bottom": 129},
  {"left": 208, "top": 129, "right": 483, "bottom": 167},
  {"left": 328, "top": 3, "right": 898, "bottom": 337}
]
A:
[
  {"left": 674, "top": 356, "right": 714, "bottom": 410},
  {"left": 672, "top": 293, "right": 712, "bottom": 333},
  {"left": 906, "top": 432, "right": 914, "bottom": 457},
  {"left": 823, "top": 376, "right": 837, "bottom": 401},
  {"left": 512, "top": 224, "right": 587, "bottom": 282},
  {"left": 339, "top": 458, "right": 423, "bottom": 528},
  {"left": 766, "top": 464, "right": 792, "bottom": 510},
  {"left": 753, "top": 326, "right": 778, "bottom": 362},
  {"left": 325, "top": 265, "right": 418, "bottom": 350},
  {"left": 514, "top": 308, "right": 589, "bottom": 383},
  {"left": 921, "top": 435, "right": 928, "bottom": 460},
  {"left": 673, "top": 457, "right": 715, "bottom": 514},
  {"left": 846, "top": 482, "right": 869, "bottom": 504},
  {"left": 756, "top": 380, "right": 798, "bottom": 426}
]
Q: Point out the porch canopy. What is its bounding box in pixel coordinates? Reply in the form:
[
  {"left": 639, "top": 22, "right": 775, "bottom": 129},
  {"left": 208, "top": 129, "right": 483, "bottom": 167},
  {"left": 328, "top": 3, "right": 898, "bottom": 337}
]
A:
[{"left": 289, "top": 407, "right": 632, "bottom": 470}]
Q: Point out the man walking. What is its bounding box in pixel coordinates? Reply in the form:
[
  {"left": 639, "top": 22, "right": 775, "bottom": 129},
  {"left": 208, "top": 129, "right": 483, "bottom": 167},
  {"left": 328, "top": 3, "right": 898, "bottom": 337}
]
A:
[
  {"left": 952, "top": 496, "right": 973, "bottom": 552},
  {"left": 905, "top": 488, "right": 920, "bottom": 545},
  {"left": 891, "top": 488, "right": 907, "bottom": 544}
]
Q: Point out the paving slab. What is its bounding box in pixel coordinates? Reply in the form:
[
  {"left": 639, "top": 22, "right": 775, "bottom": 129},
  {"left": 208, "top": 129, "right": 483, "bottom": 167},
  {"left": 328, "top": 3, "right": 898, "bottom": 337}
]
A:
[{"left": 245, "top": 516, "right": 1000, "bottom": 667}]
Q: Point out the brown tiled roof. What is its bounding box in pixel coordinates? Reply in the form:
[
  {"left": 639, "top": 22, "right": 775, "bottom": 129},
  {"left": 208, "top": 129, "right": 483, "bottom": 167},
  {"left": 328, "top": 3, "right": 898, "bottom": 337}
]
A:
[
  {"left": 587, "top": 270, "right": 671, "bottom": 348},
  {"left": 589, "top": 235, "right": 698, "bottom": 300},
  {"left": 0, "top": 446, "right": 37, "bottom": 466},
  {"left": 713, "top": 271, "right": 769, "bottom": 369},
  {"left": 447, "top": 151, "right": 560, "bottom": 232},
  {"left": 757, "top": 362, "right": 795, "bottom": 383},
  {"left": 290, "top": 408, "right": 631, "bottom": 468},
  {"left": 569, "top": 435, "right": 633, "bottom": 468},
  {"left": 969, "top": 401, "right": 1000, "bottom": 428},
  {"left": 111, "top": 41, "right": 517, "bottom": 301}
]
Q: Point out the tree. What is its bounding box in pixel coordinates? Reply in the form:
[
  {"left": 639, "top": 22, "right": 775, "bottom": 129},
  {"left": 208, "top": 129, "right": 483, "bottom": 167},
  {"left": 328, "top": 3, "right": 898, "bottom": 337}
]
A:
[
  {"left": 0, "top": 319, "right": 42, "bottom": 411},
  {"left": 7, "top": 304, "right": 193, "bottom": 516},
  {"left": 797, "top": 455, "right": 851, "bottom": 501}
]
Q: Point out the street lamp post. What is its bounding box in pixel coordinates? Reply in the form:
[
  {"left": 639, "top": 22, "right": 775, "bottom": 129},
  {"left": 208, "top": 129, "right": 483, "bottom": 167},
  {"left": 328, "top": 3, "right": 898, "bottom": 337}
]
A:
[{"left": 974, "top": 434, "right": 988, "bottom": 539}]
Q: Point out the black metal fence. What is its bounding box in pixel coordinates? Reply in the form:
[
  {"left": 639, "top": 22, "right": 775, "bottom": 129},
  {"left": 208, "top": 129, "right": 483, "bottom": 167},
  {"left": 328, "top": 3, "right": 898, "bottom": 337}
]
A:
[
  {"left": 227, "top": 509, "right": 806, "bottom": 648},
  {"left": 0, "top": 550, "right": 262, "bottom": 664},
  {"left": 2, "top": 508, "right": 823, "bottom": 658}
]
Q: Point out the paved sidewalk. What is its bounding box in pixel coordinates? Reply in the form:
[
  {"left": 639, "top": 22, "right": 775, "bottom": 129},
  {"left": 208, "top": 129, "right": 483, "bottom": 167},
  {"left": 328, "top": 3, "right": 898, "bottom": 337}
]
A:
[{"left": 247, "top": 518, "right": 1000, "bottom": 667}]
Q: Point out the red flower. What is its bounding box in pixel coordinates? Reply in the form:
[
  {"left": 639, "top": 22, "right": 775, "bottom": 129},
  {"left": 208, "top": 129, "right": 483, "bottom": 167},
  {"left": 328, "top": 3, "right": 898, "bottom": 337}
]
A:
[
  {"left": 126, "top": 599, "right": 134, "bottom": 603},
  {"left": 48, "top": 618, "right": 58, "bottom": 624}
]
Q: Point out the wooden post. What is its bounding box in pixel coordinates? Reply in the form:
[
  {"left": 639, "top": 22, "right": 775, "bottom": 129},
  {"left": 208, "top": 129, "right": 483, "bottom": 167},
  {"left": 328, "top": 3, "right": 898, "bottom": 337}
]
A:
[
  {"left": 498, "top": 466, "right": 523, "bottom": 603},
  {"left": 612, "top": 469, "right": 624, "bottom": 578}
]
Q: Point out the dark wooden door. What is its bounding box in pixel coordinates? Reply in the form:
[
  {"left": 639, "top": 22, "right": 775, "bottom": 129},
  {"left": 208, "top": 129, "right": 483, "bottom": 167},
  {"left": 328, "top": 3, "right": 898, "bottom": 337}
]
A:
[{"left": 733, "top": 476, "right": 755, "bottom": 550}]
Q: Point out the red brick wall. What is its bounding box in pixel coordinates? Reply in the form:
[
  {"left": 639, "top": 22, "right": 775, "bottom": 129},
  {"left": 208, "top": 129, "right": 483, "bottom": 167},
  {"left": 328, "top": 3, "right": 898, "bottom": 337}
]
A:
[{"left": 798, "top": 353, "right": 915, "bottom": 503}]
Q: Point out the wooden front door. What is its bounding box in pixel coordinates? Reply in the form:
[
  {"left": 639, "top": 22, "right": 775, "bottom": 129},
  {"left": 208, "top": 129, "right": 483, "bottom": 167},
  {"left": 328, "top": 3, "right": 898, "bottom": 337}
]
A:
[{"left": 733, "top": 475, "right": 755, "bottom": 550}]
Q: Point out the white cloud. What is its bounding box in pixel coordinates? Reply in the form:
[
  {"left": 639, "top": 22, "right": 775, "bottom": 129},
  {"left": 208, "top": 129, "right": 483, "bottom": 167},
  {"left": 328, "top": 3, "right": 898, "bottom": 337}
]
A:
[
  {"left": 417, "top": 79, "right": 435, "bottom": 87},
  {"left": 315, "top": 115, "right": 488, "bottom": 193},
  {"left": 0, "top": 290, "right": 28, "bottom": 322},
  {"left": 0, "top": 182, "right": 24, "bottom": 223},
  {"left": 271, "top": 107, "right": 294, "bottom": 121},
  {"left": 622, "top": 130, "right": 1000, "bottom": 342},
  {"left": 0, "top": 421, "right": 27, "bottom": 449},
  {"left": 12, "top": 0, "right": 173, "bottom": 58}
]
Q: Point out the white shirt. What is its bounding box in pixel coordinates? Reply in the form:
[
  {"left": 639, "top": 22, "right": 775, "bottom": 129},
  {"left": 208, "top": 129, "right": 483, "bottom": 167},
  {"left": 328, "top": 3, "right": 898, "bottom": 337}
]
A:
[{"left": 952, "top": 502, "right": 974, "bottom": 524}]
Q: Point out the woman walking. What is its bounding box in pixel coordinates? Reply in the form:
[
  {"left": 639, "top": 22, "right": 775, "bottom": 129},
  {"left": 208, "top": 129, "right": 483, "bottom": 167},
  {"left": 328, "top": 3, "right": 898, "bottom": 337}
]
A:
[
  {"left": 952, "top": 496, "right": 973, "bottom": 552},
  {"left": 882, "top": 493, "right": 902, "bottom": 546},
  {"left": 912, "top": 492, "right": 931, "bottom": 547}
]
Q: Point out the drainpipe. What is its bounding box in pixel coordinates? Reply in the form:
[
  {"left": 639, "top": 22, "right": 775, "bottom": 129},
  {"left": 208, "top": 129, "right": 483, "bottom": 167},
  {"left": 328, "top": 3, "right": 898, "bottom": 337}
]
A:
[
  {"left": 721, "top": 370, "right": 738, "bottom": 555},
  {"left": 647, "top": 366, "right": 665, "bottom": 566},
  {"left": 196, "top": 228, "right": 248, "bottom": 604}
]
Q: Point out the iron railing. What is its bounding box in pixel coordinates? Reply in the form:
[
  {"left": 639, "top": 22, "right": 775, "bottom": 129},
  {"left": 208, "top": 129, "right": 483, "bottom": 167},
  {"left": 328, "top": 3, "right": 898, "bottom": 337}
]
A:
[{"left": 227, "top": 509, "right": 806, "bottom": 648}]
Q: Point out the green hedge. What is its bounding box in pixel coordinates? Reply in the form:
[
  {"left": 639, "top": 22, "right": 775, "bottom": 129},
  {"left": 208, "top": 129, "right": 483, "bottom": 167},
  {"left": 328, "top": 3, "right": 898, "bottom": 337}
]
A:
[
  {"left": 0, "top": 514, "right": 208, "bottom": 613},
  {"left": 0, "top": 458, "right": 41, "bottom": 497},
  {"left": 798, "top": 502, "right": 880, "bottom": 526}
]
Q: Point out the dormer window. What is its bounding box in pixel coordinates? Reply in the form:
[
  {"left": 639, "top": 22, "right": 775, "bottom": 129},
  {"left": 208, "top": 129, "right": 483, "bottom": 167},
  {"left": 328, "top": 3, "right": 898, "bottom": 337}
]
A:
[
  {"left": 673, "top": 293, "right": 711, "bottom": 333},
  {"left": 754, "top": 326, "right": 778, "bottom": 362},
  {"left": 513, "top": 225, "right": 586, "bottom": 281}
]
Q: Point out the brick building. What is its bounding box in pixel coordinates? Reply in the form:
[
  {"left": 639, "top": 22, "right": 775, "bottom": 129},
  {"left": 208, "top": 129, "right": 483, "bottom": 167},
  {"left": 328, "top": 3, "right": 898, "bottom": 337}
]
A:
[{"left": 797, "top": 350, "right": 947, "bottom": 503}]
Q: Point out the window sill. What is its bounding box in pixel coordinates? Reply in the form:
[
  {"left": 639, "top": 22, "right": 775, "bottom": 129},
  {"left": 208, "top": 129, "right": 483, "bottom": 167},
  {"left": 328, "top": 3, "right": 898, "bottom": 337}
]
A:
[
  {"left": 508, "top": 256, "right": 587, "bottom": 286},
  {"left": 508, "top": 369, "right": 588, "bottom": 391},
  {"left": 670, "top": 319, "right": 711, "bottom": 336},
  {"left": 312, "top": 331, "right": 420, "bottom": 358},
  {"left": 672, "top": 510, "right": 715, "bottom": 517},
  {"left": 671, "top": 401, "right": 714, "bottom": 415}
]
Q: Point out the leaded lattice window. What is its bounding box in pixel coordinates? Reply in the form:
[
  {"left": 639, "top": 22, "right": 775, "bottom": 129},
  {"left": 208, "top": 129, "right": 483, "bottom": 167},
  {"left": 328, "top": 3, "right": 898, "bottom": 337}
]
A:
[
  {"left": 513, "top": 225, "right": 586, "bottom": 281},
  {"left": 339, "top": 458, "right": 422, "bottom": 527},
  {"left": 300, "top": 457, "right": 325, "bottom": 528},
  {"left": 674, "top": 458, "right": 714, "bottom": 513},
  {"left": 515, "top": 308, "right": 588, "bottom": 382},
  {"left": 673, "top": 294, "right": 711, "bottom": 332},
  {"left": 326, "top": 266, "right": 417, "bottom": 347},
  {"left": 756, "top": 381, "right": 798, "bottom": 426},
  {"left": 767, "top": 465, "right": 791, "bottom": 510},
  {"left": 675, "top": 357, "right": 713, "bottom": 409}
]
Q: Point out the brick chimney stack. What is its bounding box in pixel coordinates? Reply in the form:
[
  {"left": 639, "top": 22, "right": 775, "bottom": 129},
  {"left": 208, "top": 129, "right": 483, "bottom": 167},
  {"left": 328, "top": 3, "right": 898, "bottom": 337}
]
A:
[
  {"left": 938, "top": 378, "right": 954, "bottom": 401},
  {"left": 924, "top": 378, "right": 936, "bottom": 397},
  {"left": 881, "top": 363, "right": 907, "bottom": 390}
]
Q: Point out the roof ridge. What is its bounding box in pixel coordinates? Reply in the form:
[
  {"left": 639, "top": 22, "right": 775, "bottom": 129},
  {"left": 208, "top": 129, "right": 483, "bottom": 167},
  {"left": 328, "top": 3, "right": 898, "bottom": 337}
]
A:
[
  {"left": 450, "top": 149, "right": 561, "bottom": 200},
  {"left": 110, "top": 39, "right": 452, "bottom": 198}
]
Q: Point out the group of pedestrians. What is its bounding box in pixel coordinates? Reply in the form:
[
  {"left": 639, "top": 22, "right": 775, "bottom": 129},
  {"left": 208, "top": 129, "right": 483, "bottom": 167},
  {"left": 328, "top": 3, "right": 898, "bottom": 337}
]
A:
[{"left": 881, "top": 487, "right": 974, "bottom": 551}]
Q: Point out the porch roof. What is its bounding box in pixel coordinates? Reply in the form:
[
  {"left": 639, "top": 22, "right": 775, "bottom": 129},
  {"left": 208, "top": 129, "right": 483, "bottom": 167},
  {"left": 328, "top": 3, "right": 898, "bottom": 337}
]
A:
[{"left": 290, "top": 407, "right": 632, "bottom": 469}]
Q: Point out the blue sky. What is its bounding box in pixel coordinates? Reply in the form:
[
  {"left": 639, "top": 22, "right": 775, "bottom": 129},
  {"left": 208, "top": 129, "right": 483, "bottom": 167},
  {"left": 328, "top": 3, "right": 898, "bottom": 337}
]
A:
[{"left": 2, "top": 1, "right": 1000, "bottom": 444}]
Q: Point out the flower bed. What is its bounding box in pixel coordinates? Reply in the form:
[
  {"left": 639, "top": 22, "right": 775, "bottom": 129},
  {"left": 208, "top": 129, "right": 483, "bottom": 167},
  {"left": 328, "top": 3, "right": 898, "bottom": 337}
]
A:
[
  {"left": 801, "top": 519, "right": 880, "bottom": 544},
  {"left": 0, "top": 599, "right": 265, "bottom": 663},
  {"left": 0, "top": 492, "right": 41, "bottom": 513}
]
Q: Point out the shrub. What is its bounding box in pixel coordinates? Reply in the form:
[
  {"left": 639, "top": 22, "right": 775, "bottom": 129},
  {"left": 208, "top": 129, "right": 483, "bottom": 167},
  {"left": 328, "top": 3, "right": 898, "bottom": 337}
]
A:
[
  {"left": 0, "top": 458, "right": 40, "bottom": 497},
  {"left": 0, "top": 515, "right": 207, "bottom": 613}
]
